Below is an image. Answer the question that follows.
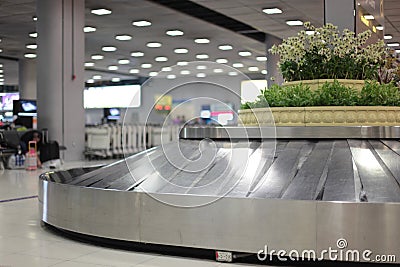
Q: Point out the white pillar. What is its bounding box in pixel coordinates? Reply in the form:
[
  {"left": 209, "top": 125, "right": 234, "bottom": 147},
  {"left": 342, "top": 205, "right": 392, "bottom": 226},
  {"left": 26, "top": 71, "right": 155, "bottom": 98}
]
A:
[
  {"left": 18, "top": 59, "right": 37, "bottom": 99},
  {"left": 37, "top": 0, "right": 85, "bottom": 161},
  {"left": 324, "top": 0, "right": 356, "bottom": 32}
]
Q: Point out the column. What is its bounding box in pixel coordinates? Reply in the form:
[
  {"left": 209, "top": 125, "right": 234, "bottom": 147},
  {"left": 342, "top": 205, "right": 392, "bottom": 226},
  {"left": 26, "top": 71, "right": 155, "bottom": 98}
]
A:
[
  {"left": 18, "top": 59, "right": 37, "bottom": 100},
  {"left": 324, "top": 0, "right": 356, "bottom": 32},
  {"left": 265, "top": 34, "right": 283, "bottom": 85},
  {"left": 37, "top": 0, "right": 85, "bottom": 161}
]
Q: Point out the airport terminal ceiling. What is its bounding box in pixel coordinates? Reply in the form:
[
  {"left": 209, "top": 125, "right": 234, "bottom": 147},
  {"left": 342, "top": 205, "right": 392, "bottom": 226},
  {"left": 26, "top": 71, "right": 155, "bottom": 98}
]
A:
[{"left": 0, "top": 0, "right": 400, "bottom": 85}]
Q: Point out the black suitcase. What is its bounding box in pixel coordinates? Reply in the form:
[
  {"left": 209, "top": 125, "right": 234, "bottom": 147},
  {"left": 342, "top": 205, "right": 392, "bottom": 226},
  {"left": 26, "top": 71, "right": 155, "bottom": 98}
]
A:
[{"left": 39, "top": 129, "right": 60, "bottom": 163}]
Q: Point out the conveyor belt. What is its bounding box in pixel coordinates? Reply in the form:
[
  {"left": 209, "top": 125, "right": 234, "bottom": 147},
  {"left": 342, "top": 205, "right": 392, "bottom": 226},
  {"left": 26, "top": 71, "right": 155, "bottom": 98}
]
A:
[{"left": 48, "top": 138, "right": 400, "bottom": 203}]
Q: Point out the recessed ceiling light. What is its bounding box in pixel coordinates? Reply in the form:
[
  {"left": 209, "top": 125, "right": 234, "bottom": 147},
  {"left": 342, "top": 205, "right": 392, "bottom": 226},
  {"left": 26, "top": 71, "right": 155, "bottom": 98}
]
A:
[
  {"left": 216, "top": 58, "right": 228, "bottom": 64},
  {"left": 91, "top": 8, "right": 112, "bottom": 16},
  {"left": 256, "top": 56, "right": 268, "bottom": 61},
  {"left": 24, "top": 53, "right": 37, "bottom": 58},
  {"left": 364, "top": 14, "right": 374, "bottom": 20},
  {"left": 155, "top": 56, "right": 168, "bottom": 62},
  {"left": 166, "top": 29, "right": 184, "bottom": 36},
  {"left": 174, "top": 48, "right": 189, "bottom": 54},
  {"left": 233, "top": 63, "right": 244, "bottom": 68},
  {"left": 149, "top": 72, "right": 158, "bottom": 77},
  {"left": 146, "top": 42, "right": 162, "bottom": 48},
  {"left": 162, "top": 67, "right": 172, "bottom": 72},
  {"left": 196, "top": 73, "right": 206, "bottom": 78},
  {"left": 87, "top": 79, "right": 95, "bottom": 84},
  {"left": 115, "top": 34, "right": 132, "bottom": 41},
  {"left": 130, "top": 69, "right": 139, "bottom": 74},
  {"left": 180, "top": 70, "right": 191, "bottom": 75},
  {"left": 196, "top": 65, "right": 207, "bottom": 70},
  {"left": 261, "top": 70, "right": 268, "bottom": 75},
  {"left": 306, "top": 30, "right": 315, "bottom": 35},
  {"left": 91, "top": 54, "right": 104, "bottom": 60},
  {"left": 93, "top": 75, "right": 102, "bottom": 80},
  {"left": 384, "top": 35, "right": 393, "bottom": 40},
  {"left": 262, "top": 8, "right": 283, "bottom": 14},
  {"left": 194, "top": 38, "right": 210, "bottom": 44},
  {"left": 286, "top": 20, "right": 303, "bottom": 26},
  {"left": 0, "top": 70, "right": 3, "bottom": 73},
  {"left": 102, "top": 46, "right": 117, "bottom": 52},
  {"left": 118, "top": 59, "right": 130, "bottom": 64},
  {"left": 376, "top": 25, "right": 384, "bottom": 31},
  {"left": 132, "top": 20, "right": 152, "bottom": 27},
  {"left": 0, "top": 79, "right": 4, "bottom": 82},
  {"left": 131, "top": 51, "right": 144, "bottom": 57},
  {"left": 84, "top": 26, "right": 96, "bottom": 33},
  {"left": 108, "top": 65, "right": 119, "bottom": 70},
  {"left": 387, "top": 43, "right": 400, "bottom": 47},
  {"left": 167, "top": 74, "right": 176, "bottom": 79},
  {"left": 239, "top": 51, "right": 252, "bottom": 57},
  {"left": 218, "top": 44, "right": 233, "bottom": 50},
  {"left": 84, "top": 62, "right": 95, "bottom": 67},
  {"left": 0, "top": 74, "right": 4, "bottom": 78},
  {"left": 111, "top": 77, "right": 121, "bottom": 82},
  {"left": 141, "top": 63, "right": 152, "bottom": 68},
  {"left": 0, "top": 49, "right": 3, "bottom": 53},
  {"left": 248, "top": 66, "right": 259, "bottom": 72},
  {"left": 33, "top": 16, "right": 38, "bottom": 21},
  {"left": 196, "top": 54, "right": 209, "bottom": 59},
  {"left": 29, "top": 32, "right": 38, "bottom": 38},
  {"left": 0, "top": 64, "right": 3, "bottom": 67},
  {"left": 177, "top": 61, "right": 188, "bottom": 66},
  {"left": 228, "top": 71, "right": 238, "bottom": 76},
  {"left": 213, "top": 69, "right": 223, "bottom": 73}
]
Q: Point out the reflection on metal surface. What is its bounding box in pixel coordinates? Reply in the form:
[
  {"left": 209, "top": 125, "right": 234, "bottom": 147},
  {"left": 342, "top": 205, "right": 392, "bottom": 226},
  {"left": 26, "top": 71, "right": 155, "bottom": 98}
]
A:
[
  {"left": 180, "top": 126, "right": 400, "bottom": 139},
  {"left": 38, "top": 126, "right": 400, "bottom": 263}
]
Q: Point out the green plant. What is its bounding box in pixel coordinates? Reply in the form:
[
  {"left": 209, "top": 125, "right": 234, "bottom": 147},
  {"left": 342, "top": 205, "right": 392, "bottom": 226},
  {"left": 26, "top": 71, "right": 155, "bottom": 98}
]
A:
[
  {"left": 263, "top": 83, "right": 316, "bottom": 107},
  {"left": 241, "top": 81, "right": 400, "bottom": 109},
  {"left": 359, "top": 81, "right": 400, "bottom": 106},
  {"left": 314, "top": 80, "right": 359, "bottom": 106},
  {"left": 269, "top": 23, "right": 386, "bottom": 82}
]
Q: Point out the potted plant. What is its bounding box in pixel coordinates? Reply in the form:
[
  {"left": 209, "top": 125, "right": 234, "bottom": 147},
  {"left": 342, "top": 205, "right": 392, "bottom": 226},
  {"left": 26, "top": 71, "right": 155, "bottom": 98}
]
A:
[
  {"left": 269, "top": 22, "right": 387, "bottom": 91},
  {"left": 239, "top": 21, "right": 400, "bottom": 127}
]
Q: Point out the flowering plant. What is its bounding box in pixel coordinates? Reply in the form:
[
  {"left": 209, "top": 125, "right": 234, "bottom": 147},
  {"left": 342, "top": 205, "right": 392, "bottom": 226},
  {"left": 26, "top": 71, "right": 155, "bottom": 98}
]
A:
[{"left": 269, "top": 22, "right": 387, "bottom": 82}]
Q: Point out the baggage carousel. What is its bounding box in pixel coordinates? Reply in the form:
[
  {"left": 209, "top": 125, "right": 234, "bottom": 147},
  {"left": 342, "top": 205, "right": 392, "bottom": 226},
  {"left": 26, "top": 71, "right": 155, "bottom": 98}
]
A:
[{"left": 39, "top": 126, "right": 400, "bottom": 264}]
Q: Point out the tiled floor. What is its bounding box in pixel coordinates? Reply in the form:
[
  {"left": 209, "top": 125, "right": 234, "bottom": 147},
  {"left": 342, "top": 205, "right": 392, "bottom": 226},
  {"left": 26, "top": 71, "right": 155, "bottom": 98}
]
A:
[{"left": 0, "top": 160, "right": 264, "bottom": 267}]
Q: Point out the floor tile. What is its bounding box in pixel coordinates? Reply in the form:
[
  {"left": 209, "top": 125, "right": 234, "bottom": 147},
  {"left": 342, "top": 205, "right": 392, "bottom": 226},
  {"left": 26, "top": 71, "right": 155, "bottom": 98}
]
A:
[
  {"left": 0, "top": 252, "right": 63, "bottom": 267},
  {"left": 73, "top": 249, "right": 157, "bottom": 267}
]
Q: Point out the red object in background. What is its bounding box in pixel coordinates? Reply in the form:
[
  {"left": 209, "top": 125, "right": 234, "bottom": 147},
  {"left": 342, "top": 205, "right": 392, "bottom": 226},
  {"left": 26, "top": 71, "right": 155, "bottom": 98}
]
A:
[
  {"left": 155, "top": 104, "right": 163, "bottom": 110},
  {"left": 164, "top": 105, "right": 171, "bottom": 111}
]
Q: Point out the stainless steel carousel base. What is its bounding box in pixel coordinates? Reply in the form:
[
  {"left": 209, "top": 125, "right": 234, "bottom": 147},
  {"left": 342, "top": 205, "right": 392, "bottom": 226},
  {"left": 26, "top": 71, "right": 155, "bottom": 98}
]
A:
[{"left": 39, "top": 127, "right": 400, "bottom": 264}]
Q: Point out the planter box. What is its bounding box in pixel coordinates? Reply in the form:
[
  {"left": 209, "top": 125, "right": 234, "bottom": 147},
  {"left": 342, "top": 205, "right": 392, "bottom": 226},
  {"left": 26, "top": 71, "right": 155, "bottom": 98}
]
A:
[
  {"left": 238, "top": 106, "right": 400, "bottom": 126},
  {"left": 281, "top": 79, "right": 365, "bottom": 91}
]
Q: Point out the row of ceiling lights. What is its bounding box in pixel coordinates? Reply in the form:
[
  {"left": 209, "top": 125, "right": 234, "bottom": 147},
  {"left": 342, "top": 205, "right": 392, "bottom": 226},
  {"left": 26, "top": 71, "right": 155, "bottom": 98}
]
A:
[
  {"left": 0, "top": 63, "right": 4, "bottom": 85},
  {"left": 263, "top": 6, "right": 400, "bottom": 50},
  {"left": 84, "top": 7, "right": 267, "bottom": 81}
]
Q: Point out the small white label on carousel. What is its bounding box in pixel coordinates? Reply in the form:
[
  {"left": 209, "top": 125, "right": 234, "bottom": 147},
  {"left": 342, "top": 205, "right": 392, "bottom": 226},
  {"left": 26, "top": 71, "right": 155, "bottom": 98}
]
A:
[{"left": 215, "top": 251, "right": 233, "bottom": 262}]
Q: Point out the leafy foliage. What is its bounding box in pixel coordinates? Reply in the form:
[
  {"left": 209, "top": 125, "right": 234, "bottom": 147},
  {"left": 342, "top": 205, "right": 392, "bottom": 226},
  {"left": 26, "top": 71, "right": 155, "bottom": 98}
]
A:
[
  {"left": 240, "top": 80, "right": 400, "bottom": 109},
  {"left": 314, "top": 80, "right": 359, "bottom": 106},
  {"left": 359, "top": 81, "right": 400, "bottom": 106}
]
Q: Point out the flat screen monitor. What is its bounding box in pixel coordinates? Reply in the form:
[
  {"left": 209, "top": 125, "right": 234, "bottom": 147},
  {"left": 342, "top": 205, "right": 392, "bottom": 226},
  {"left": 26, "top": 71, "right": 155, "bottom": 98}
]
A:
[
  {"left": 84, "top": 84, "right": 141, "bottom": 108},
  {"left": 13, "top": 99, "right": 37, "bottom": 117},
  {"left": 0, "top": 92, "right": 19, "bottom": 111},
  {"left": 104, "top": 108, "right": 120, "bottom": 121}
]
